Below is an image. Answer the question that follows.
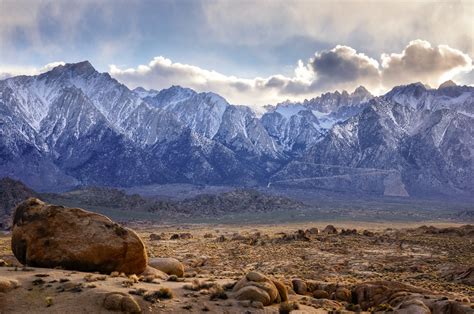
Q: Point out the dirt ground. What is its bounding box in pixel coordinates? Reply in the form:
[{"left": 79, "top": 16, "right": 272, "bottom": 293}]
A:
[{"left": 0, "top": 221, "right": 472, "bottom": 313}]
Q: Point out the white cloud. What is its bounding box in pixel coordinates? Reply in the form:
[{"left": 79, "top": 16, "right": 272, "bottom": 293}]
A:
[
  {"left": 0, "top": 61, "right": 65, "bottom": 79},
  {"left": 1, "top": 40, "right": 471, "bottom": 108},
  {"left": 381, "top": 40, "right": 472, "bottom": 87},
  {"left": 109, "top": 56, "right": 313, "bottom": 107},
  {"left": 110, "top": 40, "right": 472, "bottom": 107}
]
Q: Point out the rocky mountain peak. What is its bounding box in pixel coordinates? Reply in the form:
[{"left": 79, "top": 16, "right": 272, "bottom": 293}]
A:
[
  {"left": 52, "top": 61, "right": 97, "bottom": 77},
  {"left": 352, "top": 86, "right": 372, "bottom": 97},
  {"left": 439, "top": 80, "right": 457, "bottom": 89}
]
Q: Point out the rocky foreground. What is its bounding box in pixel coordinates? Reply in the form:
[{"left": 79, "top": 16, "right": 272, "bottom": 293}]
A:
[{"left": 0, "top": 199, "right": 472, "bottom": 313}]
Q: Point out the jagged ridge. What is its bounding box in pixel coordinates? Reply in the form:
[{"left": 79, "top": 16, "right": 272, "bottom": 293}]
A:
[{"left": 0, "top": 62, "right": 472, "bottom": 198}]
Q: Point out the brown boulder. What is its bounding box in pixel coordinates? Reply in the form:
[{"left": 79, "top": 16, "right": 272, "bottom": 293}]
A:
[
  {"left": 11, "top": 198, "right": 147, "bottom": 274},
  {"left": 340, "top": 228, "right": 357, "bottom": 236},
  {"left": 362, "top": 230, "right": 375, "bottom": 237},
  {"left": 322, "top": 225, "right": 337, "bottom": 234},
  {"left": 149, "top": 233, "right": 162, "bottom": 241},
  {"left": 396, "top": 298, "right": 430, "bottom": 314},
  {"left": 141, "top": 265, "right": 169, "bottom": 280},
  {"left": 440, "top": 266, "right": 474, "bottom": 286},
  {"left": 292, "top": 278, "right": 307, "bottom": 295},
  {"left": 334, "top": 287, "right": 352, "bottom": 302},
  {"left": 235, "top": 286, "right": 271, "bottom": 305},
  {"left": 313, "top": 289, "right": 329, "bottom": 299},
  {"left": 232, "top": 271, "right": 284, "bottom": 306},
  {"left": 271, "top": 279, "right": 289, "bottom": 302},
  {"left": 148, "top": 257, "right": 184, "bottom": 277},
  {"left": 353, "top": 281, "right": 432, "bottom": 311},
  {"left": 0, "top": 277, "right": 20, "bottom": 293},
  {"left": 103, "top": 292, "right": 141, "bottom": 313}
]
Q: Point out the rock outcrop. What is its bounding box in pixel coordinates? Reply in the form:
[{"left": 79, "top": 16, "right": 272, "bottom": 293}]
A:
[
  {"left": 232, "top": 271, "right": 288, "bottom": 306},
  {"left": 353, "top": 280, "right": 472, "bottom": 312},
  {"left": 11, "top": 198, "right": 147, "bottom": 274}
]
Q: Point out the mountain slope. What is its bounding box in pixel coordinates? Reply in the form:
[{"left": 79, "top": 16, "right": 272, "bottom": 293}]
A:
[{"left": 0, "top": 61, "right": 472, "bottom": 198}]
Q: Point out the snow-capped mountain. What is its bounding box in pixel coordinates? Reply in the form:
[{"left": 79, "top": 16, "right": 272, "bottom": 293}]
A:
[{"left": 0, "top": 61, "right": 472, "bottom": 198}]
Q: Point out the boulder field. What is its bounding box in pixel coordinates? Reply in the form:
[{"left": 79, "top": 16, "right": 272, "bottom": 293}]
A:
[{"left": 2, "top": 199, "right": 472, "bottom": 313}]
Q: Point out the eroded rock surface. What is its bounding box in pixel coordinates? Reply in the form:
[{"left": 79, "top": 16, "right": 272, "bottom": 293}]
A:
[
  {"left": 232, "top": 271, "right": 288, "bottom": 306},
  {"left": 11, "top": 198, "right": 147, "bottom": 274}
]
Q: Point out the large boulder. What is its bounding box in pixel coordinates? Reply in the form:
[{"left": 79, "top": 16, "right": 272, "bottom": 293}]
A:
[
  {"left": 148, "top": 257, "right": 184, "bottom": 277},
  {"left": 11, "top": 198, "right": 147, "bottom": 274}
]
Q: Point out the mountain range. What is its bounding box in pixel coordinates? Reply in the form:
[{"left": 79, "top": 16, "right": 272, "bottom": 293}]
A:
[{"left": 0, "top": 61, "right": 472, "bottom": 198}]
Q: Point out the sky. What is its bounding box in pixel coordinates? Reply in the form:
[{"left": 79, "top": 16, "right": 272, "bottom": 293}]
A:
[{"left": 0, "top": 0, "right": 473, "bottom": 107}]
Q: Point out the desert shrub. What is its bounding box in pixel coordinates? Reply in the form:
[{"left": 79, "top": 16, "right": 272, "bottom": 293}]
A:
[
  {"left": 183, "top": 279, "right": 218, "bottom": 291},
  {"left": 144, "top": 287, "right": 174, "bottom": 302},
  {"left": 167, "top": 275, "right": 178, "bottom": 282},
  {"left": 209, "top": 285, "right": 228, "bottom": 300}
]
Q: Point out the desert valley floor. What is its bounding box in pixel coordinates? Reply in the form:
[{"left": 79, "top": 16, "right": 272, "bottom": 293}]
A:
[{"left": 0, "top": 221, "right": 472, "bottom": 313}]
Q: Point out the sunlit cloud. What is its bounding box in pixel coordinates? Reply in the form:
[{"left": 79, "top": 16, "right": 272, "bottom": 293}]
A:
[
  {"left": 0, "top": 61, "right": 65, "bottom": 79},
  {"left": 381, "top": 40, "right": 472, "bottom": 87},
  {"left": 110, "top": 41, "right": 472, "bottom": 107}
]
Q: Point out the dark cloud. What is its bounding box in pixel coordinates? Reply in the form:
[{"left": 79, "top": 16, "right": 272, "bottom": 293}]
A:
[{"left": 309, "top": 45, "right": 380, "bottom": 89}]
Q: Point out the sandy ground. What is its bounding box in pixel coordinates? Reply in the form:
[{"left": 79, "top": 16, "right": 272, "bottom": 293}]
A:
[{"left": 0, "top": 221, "right": 472, "bottom": 313}]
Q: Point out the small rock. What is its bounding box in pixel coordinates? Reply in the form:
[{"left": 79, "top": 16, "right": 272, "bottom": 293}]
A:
[
  {"left": 103, "top": 293, "right": 141, "bottom": 313},
  {"left": 292, "top": 278, "right": 307, "bottom": 295},
  {"left": 0, "top": 277, "right": 20, "bottom": 293},
  {"left": 313, "top": 289, "right": 330, "bottom": 299},
  {"left": 322, "top": 225, "right": 337, "bottom": 234},
  {"left": 340, "top": 228, "right": 357, "bottom": 235},
  {"left": 362, "top": 230, "right": 375, "bottom": 237},
  {"left": 216, "top": 235, "right": 227, "bottom": 242},
  {"left": 103, "top": 293, "right": 123, "bottom": 311},
  {"left": 251, "top": 301, "right": 264, "bottom": 309},
  {"left": 149, "top": 233, "right": 162, "bottom": 241}
]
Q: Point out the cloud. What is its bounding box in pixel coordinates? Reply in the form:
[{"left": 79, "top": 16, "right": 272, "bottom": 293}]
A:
[
  {"left": 381, "top": 40, "right": 472, "bottom": 87},
  {"left": 109, "top": 57, "right": 304, "bottom": 108},
  {"left": 110, "top": 40, "right": 472, "bottom": 107},
  {"left": 0, "top": 61, "right": 65, "bottom": 79},
  {"left": 40, "top": 61, "right": 66, "bottom": 72},
  {"left": 202, "top": 1, "right": 474, "bottom": 58},
  {"left": 309, "top": 45, "right": 381, "bottom": 91}
]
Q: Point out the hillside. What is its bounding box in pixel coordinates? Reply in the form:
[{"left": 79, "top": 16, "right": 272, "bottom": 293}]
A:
[{"left": 0, "top": 177, "right": 38, "bottom": 228}]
